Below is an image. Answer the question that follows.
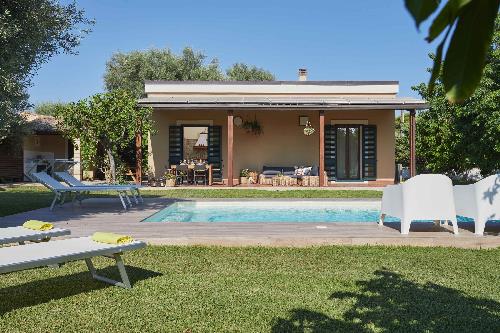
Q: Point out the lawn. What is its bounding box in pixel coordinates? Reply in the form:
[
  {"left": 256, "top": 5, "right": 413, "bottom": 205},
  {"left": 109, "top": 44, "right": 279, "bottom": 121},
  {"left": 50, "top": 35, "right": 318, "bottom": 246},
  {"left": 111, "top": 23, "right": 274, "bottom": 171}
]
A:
[
  {"left": 0, "top": 246, "right": 499, "bottom": 332},
  {"left": 0, "top": 186, "right": 381, "bottom": 217}
]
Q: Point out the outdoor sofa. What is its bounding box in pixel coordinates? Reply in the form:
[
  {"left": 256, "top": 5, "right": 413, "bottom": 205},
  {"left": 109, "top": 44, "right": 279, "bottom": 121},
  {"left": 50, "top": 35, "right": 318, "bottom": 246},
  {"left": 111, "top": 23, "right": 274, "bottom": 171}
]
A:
[{"left": 258, "top": 165, "right": 323, "bottom": 186}]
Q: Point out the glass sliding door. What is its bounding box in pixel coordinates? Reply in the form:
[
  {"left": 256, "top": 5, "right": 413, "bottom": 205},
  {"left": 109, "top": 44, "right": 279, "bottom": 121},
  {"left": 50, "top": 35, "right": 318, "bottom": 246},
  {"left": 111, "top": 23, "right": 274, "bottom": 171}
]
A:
[{"left": 336, "top": 125, "right": 361, "bottom": 180}]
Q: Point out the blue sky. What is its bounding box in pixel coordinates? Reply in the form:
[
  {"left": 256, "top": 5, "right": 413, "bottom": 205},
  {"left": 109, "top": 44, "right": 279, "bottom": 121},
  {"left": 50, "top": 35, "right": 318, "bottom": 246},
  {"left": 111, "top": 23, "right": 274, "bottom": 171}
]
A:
[{"left": 28, "top": 0, "right": 438, "bottom": 105}]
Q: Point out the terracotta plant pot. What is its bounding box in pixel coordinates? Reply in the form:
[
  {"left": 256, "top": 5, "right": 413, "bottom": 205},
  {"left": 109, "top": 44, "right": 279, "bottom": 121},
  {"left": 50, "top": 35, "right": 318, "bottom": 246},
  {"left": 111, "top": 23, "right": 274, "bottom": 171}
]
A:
[
  {"left": 240, "top": 177, "right": 248, "bottom": 185},
  {"left": 165, "top": 179, "right": 176, "bottom": 187}
]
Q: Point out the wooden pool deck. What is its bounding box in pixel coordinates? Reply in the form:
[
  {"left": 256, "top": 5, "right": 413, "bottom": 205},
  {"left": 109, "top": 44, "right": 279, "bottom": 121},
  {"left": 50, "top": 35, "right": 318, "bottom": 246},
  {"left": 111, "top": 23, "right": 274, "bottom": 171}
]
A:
[{"left": 1, "top": 198, "right": 499, "bottom": 249}]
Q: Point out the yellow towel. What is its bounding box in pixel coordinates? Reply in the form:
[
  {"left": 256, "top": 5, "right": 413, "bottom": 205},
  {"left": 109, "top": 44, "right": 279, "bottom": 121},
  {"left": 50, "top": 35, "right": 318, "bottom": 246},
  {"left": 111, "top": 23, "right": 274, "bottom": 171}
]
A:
[
  {"left": 92, "top": 232, "right": 133, "bottom": 244},
  {"left": 23, "top": 220, "right": 53, "bottom": 231}
]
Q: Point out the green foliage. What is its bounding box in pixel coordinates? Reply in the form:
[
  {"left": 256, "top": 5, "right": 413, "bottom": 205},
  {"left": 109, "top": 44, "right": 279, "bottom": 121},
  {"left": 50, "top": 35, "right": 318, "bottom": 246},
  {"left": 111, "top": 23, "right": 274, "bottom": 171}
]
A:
[
  {"left": 411, "top": 16, "right": 500, "bottom": 176},
  {"left": 405, "top": 0, "right": 500, "bottom": 103},
  {"left": 53, "top": 91, "right": 154, "bottom": 182},
  {"left": 394, "top": 114, "right": 409, "bottom": 165},
  {"left": 104, "top": 47, "right": 276, "bottom": 97},
  {"left": 33, "top": 101, "right": 68, "bottom": 116},
  {"left": 103, "top": 47, "right": 224, "bottom": 98},
  {"left": 0, "top": 246, "right": 499, "bottom": 332},
  {"left": 0, "top": 0, "right": 93, "bottom": 143},
  {"left": 226, "top": 63, "right": 275, "bottom": 81}
]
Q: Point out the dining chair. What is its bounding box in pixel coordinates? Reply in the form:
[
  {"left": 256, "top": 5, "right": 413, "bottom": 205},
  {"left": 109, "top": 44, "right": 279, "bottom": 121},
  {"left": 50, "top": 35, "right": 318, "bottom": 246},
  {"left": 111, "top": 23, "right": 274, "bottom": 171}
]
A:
[
  {"left": 193, "top": 164, "right": 207, "bottom": 185},
  {"left": 175, "top": 164, "right": 189, "bottom": 185}
]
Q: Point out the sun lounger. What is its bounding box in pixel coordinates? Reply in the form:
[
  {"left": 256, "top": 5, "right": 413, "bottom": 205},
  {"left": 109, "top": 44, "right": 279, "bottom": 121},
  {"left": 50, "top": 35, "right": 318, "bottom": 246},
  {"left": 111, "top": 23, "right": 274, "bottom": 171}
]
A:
[
  {"left": 0, "top": 226, "right": 70, "bottom": 245},
  {"left": 454, "top": 174, "right": 500, "bottom": 235},
  {"left": 32, "top": 172, "right": 133, "bottom": 210},
  {"left": 54, "top": 171, "right": 143, "bottom": 204},
  {"left": 0, "top": 236, "right": 146, "bottom": 288},
  {"left": 379, "top": 174, "right": 459, "bottom": 235}
]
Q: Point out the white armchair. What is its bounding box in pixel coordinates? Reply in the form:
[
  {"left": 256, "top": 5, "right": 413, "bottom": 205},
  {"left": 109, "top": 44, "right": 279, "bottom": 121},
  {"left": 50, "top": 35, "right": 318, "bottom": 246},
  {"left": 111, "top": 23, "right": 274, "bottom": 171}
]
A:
[
  {"left": 379, "top": 174, "right": 458, "bottom": 235},
  {"left": 454, "top": 174, "right": 500, "bottom": 235}
]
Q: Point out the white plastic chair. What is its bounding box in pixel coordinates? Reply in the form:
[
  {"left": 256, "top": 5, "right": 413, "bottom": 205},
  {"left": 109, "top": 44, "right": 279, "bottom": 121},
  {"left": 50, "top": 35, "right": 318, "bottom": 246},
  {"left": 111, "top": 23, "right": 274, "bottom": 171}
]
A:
[
  {"left": 379, "top": 174, "right": 458, "bottom": 235},
  {"left": 454, "top": 174, "right": 500, "bottom": 235}
]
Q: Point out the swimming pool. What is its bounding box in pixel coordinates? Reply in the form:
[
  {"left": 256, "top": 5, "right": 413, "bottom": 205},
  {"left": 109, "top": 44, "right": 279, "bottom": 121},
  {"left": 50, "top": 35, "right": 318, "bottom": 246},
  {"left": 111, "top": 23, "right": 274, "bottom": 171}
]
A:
[{"left": 143, "top": 201, "right": 401, "bottom": 223}]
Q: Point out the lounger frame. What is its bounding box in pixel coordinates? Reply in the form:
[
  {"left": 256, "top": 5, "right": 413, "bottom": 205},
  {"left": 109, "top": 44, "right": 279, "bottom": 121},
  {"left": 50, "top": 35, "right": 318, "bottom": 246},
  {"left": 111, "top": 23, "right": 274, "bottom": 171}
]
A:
[
  {"left": 0, "top": 227, "right": 71, "bottom": 246},
  {"left": 31, "top": 172, "right": 133, "bottom": 210},
  {"left": 54, "top": 171, "right": 143, "bottom": 205},
  {"left": 0, "top": 238, "right": 146, "bottom": 289}
]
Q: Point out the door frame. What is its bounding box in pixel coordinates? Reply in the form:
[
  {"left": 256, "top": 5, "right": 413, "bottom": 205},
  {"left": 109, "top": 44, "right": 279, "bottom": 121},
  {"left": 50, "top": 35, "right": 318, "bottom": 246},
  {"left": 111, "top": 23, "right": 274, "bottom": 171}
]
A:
[
  {"left": 335, "top": 124, "right": 362, "bottom": 181},
  {"left": 178, "top": 124, "right": 211, "bottom": 161}
]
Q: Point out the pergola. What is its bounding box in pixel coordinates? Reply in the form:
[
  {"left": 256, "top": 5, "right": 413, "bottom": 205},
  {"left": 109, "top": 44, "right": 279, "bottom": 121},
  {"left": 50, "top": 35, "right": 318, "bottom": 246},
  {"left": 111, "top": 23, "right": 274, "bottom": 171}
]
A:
[{"left": 136, "top": 96, "right": 428, "bottom": 186}]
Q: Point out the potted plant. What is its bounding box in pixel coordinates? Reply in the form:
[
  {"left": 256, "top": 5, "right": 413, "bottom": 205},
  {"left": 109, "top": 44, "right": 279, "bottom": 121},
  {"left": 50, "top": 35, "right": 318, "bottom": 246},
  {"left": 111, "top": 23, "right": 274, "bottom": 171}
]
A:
[
  {"left": 240, "top": 168, "right": 250, "bottom": 185},
  {"left": 242, "top": 118, "right": 263, "bottom": 135},
  {"left": 164, "top": 172, "right": 176, "bottom": 187},
  {"left": 248, "top": 170, "right": 259, "bottom": 184}
]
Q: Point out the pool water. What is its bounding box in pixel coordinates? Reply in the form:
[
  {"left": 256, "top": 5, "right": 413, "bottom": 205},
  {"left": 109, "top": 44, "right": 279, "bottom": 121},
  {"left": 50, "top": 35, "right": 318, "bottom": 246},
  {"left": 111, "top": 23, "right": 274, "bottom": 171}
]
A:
[{"left": 143, "top": 201, "right": 475, "bottom": 223}]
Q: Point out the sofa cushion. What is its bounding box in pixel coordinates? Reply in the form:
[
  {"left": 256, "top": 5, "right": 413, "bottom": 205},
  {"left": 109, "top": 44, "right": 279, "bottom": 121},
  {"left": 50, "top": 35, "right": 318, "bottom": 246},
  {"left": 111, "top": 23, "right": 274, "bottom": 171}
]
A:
[
  {"left": 262, "top": 170, "right": 281, "bottom": 176},
  {"left": 310, "top": 165, "right": 319, "bottom": 176}
]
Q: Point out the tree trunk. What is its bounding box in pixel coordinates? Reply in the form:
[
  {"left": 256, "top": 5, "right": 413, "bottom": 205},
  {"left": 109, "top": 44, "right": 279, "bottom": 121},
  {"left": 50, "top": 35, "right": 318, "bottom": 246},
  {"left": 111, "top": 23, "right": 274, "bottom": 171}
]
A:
[{"left": 106, "top": 148, "right": 116, "bottom": 183}]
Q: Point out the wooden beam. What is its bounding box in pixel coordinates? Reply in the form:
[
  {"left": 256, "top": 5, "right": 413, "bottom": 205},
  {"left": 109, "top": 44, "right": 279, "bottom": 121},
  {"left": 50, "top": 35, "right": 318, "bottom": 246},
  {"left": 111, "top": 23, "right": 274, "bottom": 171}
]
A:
[
  {"left": 227, "top": 110, "right": 234, "bottom": 186},
  {"left": 135, "top": 130, "right": 142, "bottom": 185},
  {"left": 319, "top": 111, "right": 325, "bottom": 187},
  {"left": 409, "top": 109, "right": 416, "bottom": 177}
]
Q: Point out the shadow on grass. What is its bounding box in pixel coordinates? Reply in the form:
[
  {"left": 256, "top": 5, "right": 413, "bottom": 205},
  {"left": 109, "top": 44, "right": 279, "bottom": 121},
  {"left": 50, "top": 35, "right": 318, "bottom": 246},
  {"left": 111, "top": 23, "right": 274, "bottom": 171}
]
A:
[
  {"left": 0, "top": 265, "right": 161, "bottom": 315},
  {"left": 271, "top": 269, "right": 500, "bottom": 333}
]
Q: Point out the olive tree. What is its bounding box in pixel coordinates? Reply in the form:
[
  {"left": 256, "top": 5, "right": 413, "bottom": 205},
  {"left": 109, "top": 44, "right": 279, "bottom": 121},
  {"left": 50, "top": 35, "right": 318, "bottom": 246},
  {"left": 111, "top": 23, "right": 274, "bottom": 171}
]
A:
[
  {"left": 54, "top": 90, "right": 154, "bottom": 183},
  {"left": 0, "top": 0, "right": 92, "bottom": 144}
]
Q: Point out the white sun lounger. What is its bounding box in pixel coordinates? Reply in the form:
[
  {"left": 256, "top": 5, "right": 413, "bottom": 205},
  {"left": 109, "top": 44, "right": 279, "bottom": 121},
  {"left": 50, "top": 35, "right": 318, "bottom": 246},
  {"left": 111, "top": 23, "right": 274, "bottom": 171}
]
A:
[
  {"left": 454, "top": 174, "right": 500, "bottom": 235},
  {"left": 379, "top": 174, "right": 459, "bottom": 235},
  {"left": 0, "top": 226, "right": 70, "bottom": 245},
  {"left": 54, "top": 171, "right": 143, "bottom": 204},
  {"left": 0, "top": 236, "right": 146, "bottom": 289},
  {"left": 32, "top": 172, "right": 132, "bottom": 210}
]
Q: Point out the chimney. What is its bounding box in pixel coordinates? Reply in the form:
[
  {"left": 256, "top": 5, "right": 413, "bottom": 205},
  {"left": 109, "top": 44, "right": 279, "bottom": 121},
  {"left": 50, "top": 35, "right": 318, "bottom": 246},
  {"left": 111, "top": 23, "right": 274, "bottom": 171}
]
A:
[{"left": 298, "top": 68, "right": 307, "bottom": 81}]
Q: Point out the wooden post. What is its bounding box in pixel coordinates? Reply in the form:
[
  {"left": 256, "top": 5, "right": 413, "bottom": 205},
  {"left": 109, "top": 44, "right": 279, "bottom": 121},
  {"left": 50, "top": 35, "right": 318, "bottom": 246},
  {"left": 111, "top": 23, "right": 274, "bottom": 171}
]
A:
[
  {"left": 319, "top": 111, "right": 325, "bottom": 187},
  {"left": 409, "top": 109, "right": 416, "bottom": 177},
  {"left": 135, "top": 129, "right": 142, "bottom": 185},
  {"left": 227, "top": 110, "right": 234, "bottom": 186}
]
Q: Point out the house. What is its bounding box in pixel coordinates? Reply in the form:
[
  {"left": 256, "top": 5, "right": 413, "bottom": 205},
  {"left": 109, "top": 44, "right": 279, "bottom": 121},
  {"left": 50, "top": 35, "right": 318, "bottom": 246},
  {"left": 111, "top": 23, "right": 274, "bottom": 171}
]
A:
[
  {"left": 0, "top": 112, "right": 73, "bottom": 182},
  {"left": 138, "top": 70, "right": 427, "bottom": 186}
]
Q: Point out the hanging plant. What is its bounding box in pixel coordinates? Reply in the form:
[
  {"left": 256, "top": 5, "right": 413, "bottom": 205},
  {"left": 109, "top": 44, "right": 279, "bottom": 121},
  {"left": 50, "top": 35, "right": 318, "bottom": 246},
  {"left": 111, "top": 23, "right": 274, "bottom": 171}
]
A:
[
  {"left": 303, "top": 121, "right": 315, "bottom": 136},
  {"left": 242, "top": 116, "right": 263, "bottom": 135}
]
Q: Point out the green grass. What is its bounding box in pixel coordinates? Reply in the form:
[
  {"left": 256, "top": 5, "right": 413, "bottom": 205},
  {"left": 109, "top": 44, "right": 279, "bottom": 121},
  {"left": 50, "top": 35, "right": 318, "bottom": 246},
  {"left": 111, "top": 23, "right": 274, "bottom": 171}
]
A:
[
  {"left": 0, "top": 246, "right": 499, "bottom": 332},
  {"left": 0, "top": 186, "right": 381, "bottom": 217}
]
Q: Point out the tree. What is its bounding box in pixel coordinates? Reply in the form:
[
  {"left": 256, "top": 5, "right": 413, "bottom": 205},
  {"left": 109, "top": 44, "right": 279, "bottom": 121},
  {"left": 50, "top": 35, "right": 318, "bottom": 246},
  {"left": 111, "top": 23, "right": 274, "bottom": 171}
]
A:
[
  {"left": 54, "top": 90, "right": 154, "bottom": 183},
  {"left": 104, "top": 47, "right": 224, "bottom": 98},
  {"left": 410, "top": 14, "right": 500, "bottom": 176},
  {"left": 0, "top": 0, "right": 92, "bottom": 144},
  {"left": 405, "top": 0, "right": 499, "bottom": 103},
  {"left": 226, "top": 63, "right": 275, "bottom": 81},
  {"left": 34, "top": 101, "right": 68, "bottom": 116},
  {"left": 394, "top": 114, "right": 409, "bottom": 166},
  {"left": 104, "top": 47, "right": 276, "bottom": 97}
]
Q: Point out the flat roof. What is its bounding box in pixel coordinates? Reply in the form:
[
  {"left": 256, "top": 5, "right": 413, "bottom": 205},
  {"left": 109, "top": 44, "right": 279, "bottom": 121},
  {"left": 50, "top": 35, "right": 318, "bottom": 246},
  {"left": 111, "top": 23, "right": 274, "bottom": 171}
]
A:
[
  {"left": 138, "top": 96, "right": 428, "bottom": 110},
  {"left": 145, "top": 81, "right": 400, "bottom": 95},
  {"left": 145, "top": 80, "right": 399, "bottom": 85}
]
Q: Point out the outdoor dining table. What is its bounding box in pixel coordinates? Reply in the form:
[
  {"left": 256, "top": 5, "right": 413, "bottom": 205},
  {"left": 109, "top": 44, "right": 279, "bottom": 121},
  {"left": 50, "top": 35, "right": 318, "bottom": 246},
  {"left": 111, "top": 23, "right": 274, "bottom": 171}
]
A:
[{"left": 168, "top": 163, "right": 213, "bottom": 185}]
